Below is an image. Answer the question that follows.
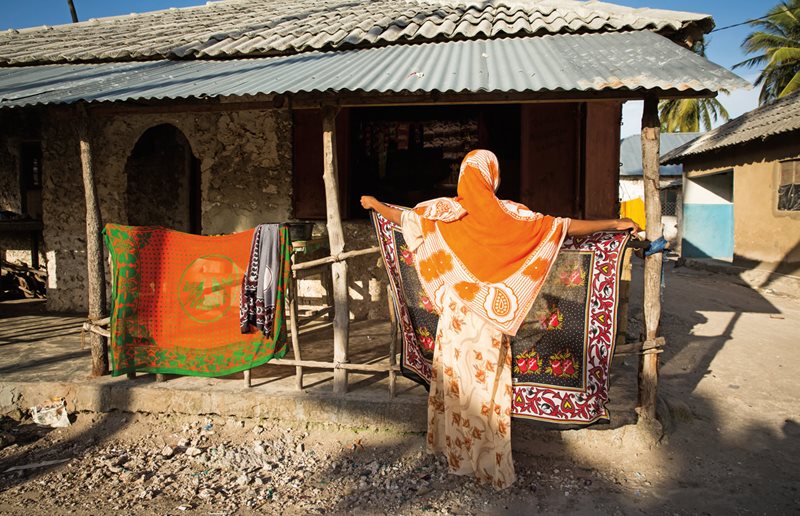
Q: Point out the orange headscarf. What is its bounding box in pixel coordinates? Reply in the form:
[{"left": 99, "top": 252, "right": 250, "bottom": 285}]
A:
[{"left": 408, "top": 150, "right": 570, "bottom": 335}]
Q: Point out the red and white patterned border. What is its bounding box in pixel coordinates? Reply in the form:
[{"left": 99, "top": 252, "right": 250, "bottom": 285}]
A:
[
  {"left": 511, "top": 232, "right": 629, "bottom": 424},
  {"left": 373, "top": 211, "right": 629, "bottom": 425},
  {"left": 373, "top": 212, "right": 432, "bottom": 383}
]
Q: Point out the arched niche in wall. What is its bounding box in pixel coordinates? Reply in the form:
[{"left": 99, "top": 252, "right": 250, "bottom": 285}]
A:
[{"left": 124, "top": 124, "right": 201, "bottom": 233}]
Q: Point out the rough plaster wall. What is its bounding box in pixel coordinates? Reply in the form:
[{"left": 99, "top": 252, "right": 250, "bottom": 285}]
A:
[
  {"left": 41, "top": 107, "right": 293, "bottom": 313},
  {"left": 34, "top": 104, "right": 390, "bottom": 321},
  {"left": 40, "top": 115, "right": 90, "bottom": 312},
  {"left": 343, "top": 221, "right": 388, "bottom": 321},
  {"left": 203, "top": 111, "right": 292, "bottom": 234},
  {"left": 734, "top": 161, "right": 800, "bottom": 267},
  {"left": 292, "top": 221, "right": 388, "bottom": 321},
  {"left": 3, "top": 242, "right": 39, "bottom": 267}
]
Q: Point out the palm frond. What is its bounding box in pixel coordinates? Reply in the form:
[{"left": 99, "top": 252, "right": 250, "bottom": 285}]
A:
[
  {"left": 778, "top": 70, "right": 800, "bottom": 96},
  {"left": 739, "top": 0, "right": 800, "bottom": 104}
]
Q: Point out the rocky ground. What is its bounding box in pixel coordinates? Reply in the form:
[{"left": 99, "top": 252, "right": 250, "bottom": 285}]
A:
[
  {"left": 0, "top": 412, "right": 655, "bottom": 515},
  {"left": 1, "top": 262, "right": 799, "bottom": 515}
]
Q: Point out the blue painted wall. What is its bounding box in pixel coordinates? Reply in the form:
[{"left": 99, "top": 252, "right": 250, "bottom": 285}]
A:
[{"left": 682, "top": 204, "right": 734, "bottom": 260}]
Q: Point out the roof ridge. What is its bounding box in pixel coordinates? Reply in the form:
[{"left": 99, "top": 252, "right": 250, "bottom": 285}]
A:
[{"left": 1, "top": 0, "right": 714, "bottom": 65}]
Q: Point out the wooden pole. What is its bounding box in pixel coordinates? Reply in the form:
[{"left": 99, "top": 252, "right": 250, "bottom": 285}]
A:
[
  {"left": 66, "top": 0, "right": 79, "bottom": 23},
  {"left": 321, "top": 106, "right": 349, "bottom": 394},
  {"left": 289, "top": 254, "right": 303, "bottom": 390},
  {"left": 639, "top": 96, "right": 663, "bottom": 419},
  {"left": 387, "top": 284, "right": 397, "bottom": 397},
  {"left": 77, "top": 105, "right": 109, "bottom": 377},
  {"left": 290, "top": 246, "right": 379, "bottom": 271},
  {"left": 269, "top": 358, "right": 399, "bottom": 372}
]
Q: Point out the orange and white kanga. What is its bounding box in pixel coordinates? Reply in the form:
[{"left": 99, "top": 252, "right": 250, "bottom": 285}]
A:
[{"left": 361, "top": 149, "right": 638, "bottom": 489}]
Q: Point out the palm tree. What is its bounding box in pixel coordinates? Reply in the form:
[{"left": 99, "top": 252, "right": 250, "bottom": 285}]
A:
[
  {"left": 734, "top": 0, "right": 800, "bottom": 104},
  {"left": 658, "top": 40, "right": 730, "bottom": 132}
]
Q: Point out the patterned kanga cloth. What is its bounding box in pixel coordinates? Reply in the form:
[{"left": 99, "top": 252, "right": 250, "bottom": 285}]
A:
[
  {"left": 372, "top": 211, "right": 630, "bottom": 426},
  {"left": 103, "top": 224, "right": 291, "bottom": 377},
  {"left": 240, "top": 224, "right": 284, "bottom": 336}
]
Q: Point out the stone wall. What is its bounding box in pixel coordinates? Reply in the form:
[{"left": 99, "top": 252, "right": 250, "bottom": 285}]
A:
[
  {"left": 39, "top": 106, "right": 293, "bottom": 312},
  {"left": 343, "top": 220, "right": 388, "bottom": 321},
  {"left": 2, "top": 103, "right": 392, "bottom": 321}
]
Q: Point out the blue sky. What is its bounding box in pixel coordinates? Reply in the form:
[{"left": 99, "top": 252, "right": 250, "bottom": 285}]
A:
[{"left": 3, "top": 0, "right": 770, "bottom": 136}]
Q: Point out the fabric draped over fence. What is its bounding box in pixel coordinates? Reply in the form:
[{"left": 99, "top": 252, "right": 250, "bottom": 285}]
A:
[
  {"left": 373, "top": 212, "right": 630, "bottom": 426},
  {"left": 103, "top": 224, "right": 291, "bottom": 377}
]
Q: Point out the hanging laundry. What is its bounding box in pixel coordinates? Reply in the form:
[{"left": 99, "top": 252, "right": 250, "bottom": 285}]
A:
[
  {"left": 372, "top": 210, "right": 630, "bottom": 426},
  {"left": 620, "top": 197, "right": 647, "bottom": 230},
  {"left": 103, "top": 224, "right": 291, "bottom": 377},
  {"left": 240, "top": 224, "right": 288, "bottom": 336}
]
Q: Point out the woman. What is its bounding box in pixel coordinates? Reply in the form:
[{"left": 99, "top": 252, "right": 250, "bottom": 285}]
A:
[{"left": 361, "top": 150, "right": 638, "bottom": 489}]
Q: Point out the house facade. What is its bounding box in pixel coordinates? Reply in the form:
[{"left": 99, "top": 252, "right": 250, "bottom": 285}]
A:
[
  {"left": 0, "top": 0, "right": 746, "bottom": 315},
  {"left": 663, "top": 92, "right": 800, "bottom": 275},
  {"left": 619, "top": 132, "right": 701, "bottom": 243}
]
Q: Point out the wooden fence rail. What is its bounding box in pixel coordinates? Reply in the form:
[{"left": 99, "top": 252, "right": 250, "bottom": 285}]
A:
[{"left": 82, "top": 246, "right": 401, "bottom": 395}]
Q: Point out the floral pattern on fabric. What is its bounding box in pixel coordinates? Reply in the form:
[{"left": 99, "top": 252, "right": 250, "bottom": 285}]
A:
[
  {"left": 427, "top": 290, "right": 515, "bottom": 490},
  {"left": 372, "top": 210, "right": 630, "bottom": 426}
]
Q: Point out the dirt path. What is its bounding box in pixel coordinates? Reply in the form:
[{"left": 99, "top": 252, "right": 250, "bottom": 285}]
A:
[{"left": 0, "top": 262, "right": 798, "bottom": 515}]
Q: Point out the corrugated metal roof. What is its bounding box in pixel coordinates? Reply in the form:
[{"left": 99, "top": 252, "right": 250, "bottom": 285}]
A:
[
  {"left": 0, "top": 0, "right": 714, "bottom": 65},
  {"left": 662, "top": 91, "right": 800, "bottom": 163},
  {"left": 0, "top": 31, "right": 749, "bottom": 109},
  {"left": 620, "top": 131, "right": 701, "bottom": 176}
]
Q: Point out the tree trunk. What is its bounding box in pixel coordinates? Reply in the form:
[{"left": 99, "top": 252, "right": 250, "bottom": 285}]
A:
[
  {"left": 639, "top": 96, "right": 662, "bottom": 419},
  {"left": 321, "top": 106, "right": 349, "bottom": 394},
  {"left": 77, "top": 105, "right": 109, "bottom": 377}
]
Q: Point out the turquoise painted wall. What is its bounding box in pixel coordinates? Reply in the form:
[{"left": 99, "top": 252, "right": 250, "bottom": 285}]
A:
[{"left": 682, "top": 204, "right": 734, "bottom": 260}]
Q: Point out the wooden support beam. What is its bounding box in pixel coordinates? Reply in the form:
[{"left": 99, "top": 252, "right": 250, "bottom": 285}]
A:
[
  {"left": 81, "top": 90, "right": 717, "bottom": 119},
  {"left": 269, "top": 358, "right": 400, "bottom": 373},
  {"left": 639, "top": 96, "right": 663, "bottom": 419},
  {"left": 321, "top": 106, "right": 350, "bottom": 394},
  {"left": 77, "top": 106, "right": 109, "bottom": 377},
  {"left": 387, "top": 284, "right": 398, "bottom": 398},
  {"left": 289, "top": 255, "right": 303, "bottom": 390},
  {"left": 290, "top": 246, "right": 379, "bottom": 271}
]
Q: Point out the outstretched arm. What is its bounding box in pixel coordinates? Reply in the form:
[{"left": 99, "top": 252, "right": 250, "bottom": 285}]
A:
[
  {"left": 360, "top": 196, "right": 403, "bottom": 226},
  {"left": 567, "top": 218, "right": 640, "bottom": 237}
]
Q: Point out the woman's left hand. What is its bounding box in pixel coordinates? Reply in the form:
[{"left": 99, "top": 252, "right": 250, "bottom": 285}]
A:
[
  {"left": 615, "top": 217, "right": 640, "bottom": 233},
  {"left": 360, "top": 195, "right": 378, "bottom": 211}
]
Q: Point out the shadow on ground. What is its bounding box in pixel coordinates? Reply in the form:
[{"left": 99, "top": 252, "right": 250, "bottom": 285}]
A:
[{"left": 1, "top": 259, "right": 799, "bottom": 513}]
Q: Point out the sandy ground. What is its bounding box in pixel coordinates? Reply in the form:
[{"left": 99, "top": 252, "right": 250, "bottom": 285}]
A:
[{"left": 0, "top": 260, "right": 798, "bottom": 515}]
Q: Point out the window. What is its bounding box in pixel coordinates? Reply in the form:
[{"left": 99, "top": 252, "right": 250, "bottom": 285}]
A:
[
  {"left": 778, "top": 159, "right": 800, "bottom": 212},
  {"left": 660, "top": 188, "right": 678, "bottom": 216}
]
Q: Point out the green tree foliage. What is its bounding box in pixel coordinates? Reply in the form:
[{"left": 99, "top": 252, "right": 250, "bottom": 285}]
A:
[
  {"left": 734, "top": 0, "right": 800, "bottom": 104},
  {"left": 658, "top": 40, "right": 730, "bottom": 132}
]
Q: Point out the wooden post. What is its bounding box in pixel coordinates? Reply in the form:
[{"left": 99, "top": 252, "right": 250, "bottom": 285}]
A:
[
  {"left": 387, "top": 284, "right": 397, "bottom": 397},
  {"left": 289, "top": 254, "right": 303, "bottom": 390},
  {"left": 675, "top": 188, "right": 684, "bottom": 256},
  {"left": 77, "top": 105, "right": 109, "bottom": 377},
  {"left": 321, "top": 106, "right": 349, "bottom": 394},
  {"left": 639, "top": 96, "right": 663, "bottom": 419}
]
